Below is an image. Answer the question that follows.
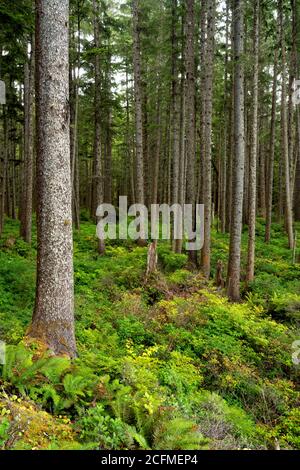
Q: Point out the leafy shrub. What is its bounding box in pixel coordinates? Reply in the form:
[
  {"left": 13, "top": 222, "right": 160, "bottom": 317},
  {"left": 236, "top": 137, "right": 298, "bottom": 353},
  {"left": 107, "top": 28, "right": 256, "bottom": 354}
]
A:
[
  {"left": 194, "top": 391, "right": 259, "bottom": 449},
  {"left": 274, "top": 408, "right": 300, "bottom": 449},
  {"left": 76, "top": 404, "right": 134, "bottom": 450},
  {"left": 268, "top": 293, "right": 300, "bottom": 324},
  {"left": 158, "top": 247, "right": 187, "bottom": 272},
  {"left": 0, "top": 417, "right": 10, "bottom": 448}
]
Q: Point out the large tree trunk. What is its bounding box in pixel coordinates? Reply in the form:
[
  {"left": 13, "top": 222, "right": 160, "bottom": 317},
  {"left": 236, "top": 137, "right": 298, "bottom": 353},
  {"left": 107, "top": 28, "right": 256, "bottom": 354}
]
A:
[
  {"left": 27, "top": 0, "right": 76, "bottom": 357},
  {"left": 246, "top": 0, "right": 260, "bottom": 282},
  {"left": 227, "top": 0, "right": 245, "bottom": 301}
]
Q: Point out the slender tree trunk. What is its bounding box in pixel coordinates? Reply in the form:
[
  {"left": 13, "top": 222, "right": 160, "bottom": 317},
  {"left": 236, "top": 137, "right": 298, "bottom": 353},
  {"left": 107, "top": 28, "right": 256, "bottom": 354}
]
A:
[
  {"left": 93, "top": 0, "right": 105, "bottom": 254},
  {"left": 293, "top": 0, "right": 300, "bottom": 220},
  {"left": 125, "top": 66, "right": 135, "bottom": 205},
  {"left": 246, "top": 0, "right": 259, "bottom": 282},
  {"left": 201, "top": 0, "right": 215, "bottom": 278},
  {"left": 132, "top": 0, "right": 146, "bottom": 244},
  {"left": 227, "top": 0, "right": 245, "bottom": 301},
  {"left": 27, "top": 0, "right": 76, "bottom": 357},
  {"left": 152, "top": 87, "right": 162, "bottom": 205},
  {"left": 280, "top": 0, "right": 294, "bottom": 249},
  {"left": 132, "top": 0, "right": 144, "bottom": 207},
  {"left": 221, "top": 1, "right": 230, "bottom": 234},
  {"left": 105, "top": 108, "right": 112, "bottom": 205},
  {"left": 142, "top": 78, "right": 149, "bottom": 208},
  {"left": 226, "top": 14, "right": 235, "bottom": 233},
  {"left": 175, "top": 12, "right": 186, "bottom": 254},
  {"left": 70, "top": 12, "right": 81, "bottom": 230},
  {"left": 0, "top": 111, "right": 8, "bottom": 237},
  {"left": 295, "top": 108, "right": 300, "bottom": 221},
  {"left": 258, "top": 119, "right": 266, "bottom": 217},
  {"left": 11, "top": 156, "right": 17, "bottom": 220},
  {"left": 198, "top": 0, "right": 207, "bottom": 207},
  {"left": 265, "top": 47, "right": 278, "bottom": 242},
  {"left": 171, "top": 0, "right": 181, "bottom": 250},
  {"left": 20, "top": 39, "right": 34, "bottom": 243},
  {"left": 184, "top": 0, "right": 197, "bottom": 267}
]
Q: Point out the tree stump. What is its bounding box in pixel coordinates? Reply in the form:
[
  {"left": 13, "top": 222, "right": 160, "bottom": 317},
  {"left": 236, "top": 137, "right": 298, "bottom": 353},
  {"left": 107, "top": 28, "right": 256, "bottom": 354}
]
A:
[
  {"left": 216, "top": 260, "right": 225, "bottom": 290},
  {"left": 146, "top": 240, "right": 158, "bottom": 279}
]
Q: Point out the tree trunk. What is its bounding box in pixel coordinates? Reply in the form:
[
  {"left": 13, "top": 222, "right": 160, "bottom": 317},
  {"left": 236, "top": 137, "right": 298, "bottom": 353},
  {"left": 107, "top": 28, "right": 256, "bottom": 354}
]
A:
[
  {"left": 152, "top": 87, "right": 162, "bottom": 205},
  {"left": 265, "top": 46, "right": 278, "bottom": 242},
  {"left": 93, "top": 0, "right": 105, "bottom": 254},
  {"left": 0, "top": 111, "right": 8, "bottom": 237},
  {"left": 221, "top": 0, "right": 230, "bottom": 234},
  {"left": 246, "top": 0, "right": 259, "bottom": 283},
  {"left": 132, "top": 0, "right": 146, "bottom": 244},
  {"left": 280, "top": 0, "right": 294, "bottom": 249},
  {"left": 175, "top": 12, "right": 186, "bottom": 254},
  {"left": 201, "top": 0, "right": 215, "bottom": 278},
  {"left": 20, "top": 38, "right": 34, "bottom": 243},
  {"left": 132, "top": 0, "right": 144, "bottom": 207},
  {"left": 171, "top": 0, "right": 181, "bottom": 250},
  {"left": 198, "top": 0, "right": 207, "bottom": 208},
  {"left": 227, "top": 0, "right": 245, "bottom": 302},
  {"left": 27, "top": 0, "right": 76, "bottom": 357},
  {"left": 70, "top": 12, "right": 80, "bottom": 230},
  {"left": 184, "top": 0, "right": 197, "bottom": 267},
  {"left": 295, "top": 109, "right": 300, "bottom": 221}
]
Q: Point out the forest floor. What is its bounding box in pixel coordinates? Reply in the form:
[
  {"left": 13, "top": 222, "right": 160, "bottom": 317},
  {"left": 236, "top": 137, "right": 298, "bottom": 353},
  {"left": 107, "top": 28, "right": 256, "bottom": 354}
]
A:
[{"left": 0, "top": 217, "right": 300, "bottom": 450}]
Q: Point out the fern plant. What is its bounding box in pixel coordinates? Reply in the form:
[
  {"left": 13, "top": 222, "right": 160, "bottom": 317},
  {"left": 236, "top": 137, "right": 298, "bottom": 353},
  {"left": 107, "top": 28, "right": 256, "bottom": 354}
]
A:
[{"left": 153, "top": 417, "right": 209, "bottom": 450}]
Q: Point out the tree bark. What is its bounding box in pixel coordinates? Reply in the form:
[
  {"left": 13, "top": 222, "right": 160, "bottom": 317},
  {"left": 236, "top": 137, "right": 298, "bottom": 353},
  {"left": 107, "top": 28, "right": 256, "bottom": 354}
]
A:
[
  {"left": 246, "top": 0, "right": 259, "bottom": 282},
  {"left": 132, "top": 0, "right": 144, "bottom": 207},
  {"left": 279, "top": 0, "right": 294, "bottom": 249},
  {"left": 20, "top": 38, "right": 35, "bottom": 243},
  {"left": 201, "top": 0, "right": 215, "bottom": 278},
  {"left": 227, "top": 0, "right": 245, "bottom": 301},
  {"left": 92, "top": 0, "right": 105, "bottom": 254},
  {"left": 132, "top": 0, "right": 146, "bottom": 244},
  {"left": 27, "top": 0, "right": 76, "bottom": 357},
  {"left": 265, "top": 46, "right": 278, "bottom": 242},
  {"left": 184, "top": 0, "right": 197, "bottom": 267},
  {"left": 220, "top": 0, "right": 230, "bottom": 234}
]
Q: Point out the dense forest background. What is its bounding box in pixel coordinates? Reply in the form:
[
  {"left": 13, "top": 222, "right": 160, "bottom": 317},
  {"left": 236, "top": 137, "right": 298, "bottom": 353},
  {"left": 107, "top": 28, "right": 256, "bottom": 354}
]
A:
[{"left": 0, "top": 0, "right": 300, "bottom": 451}]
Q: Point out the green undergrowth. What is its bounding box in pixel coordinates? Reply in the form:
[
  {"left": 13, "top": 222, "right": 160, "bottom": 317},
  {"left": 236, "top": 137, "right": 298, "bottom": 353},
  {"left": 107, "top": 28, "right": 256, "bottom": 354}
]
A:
[{"left": 0, "top": 217, "right": 299, "bottom": 450}]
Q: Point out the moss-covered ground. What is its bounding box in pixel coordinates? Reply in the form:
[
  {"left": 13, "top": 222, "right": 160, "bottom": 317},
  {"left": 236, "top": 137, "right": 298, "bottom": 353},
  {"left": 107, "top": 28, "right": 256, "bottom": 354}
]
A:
[{"left": 0, "top": 218, "right": 299, "bottom": 450}]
